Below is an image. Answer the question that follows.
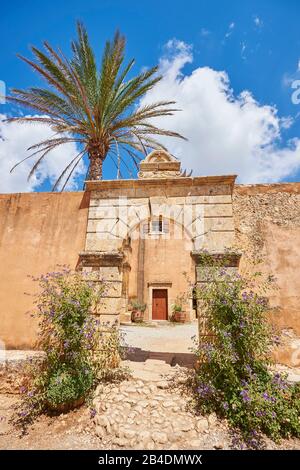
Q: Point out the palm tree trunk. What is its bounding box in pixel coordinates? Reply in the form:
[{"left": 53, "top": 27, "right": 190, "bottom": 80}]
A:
[
  {"left": 88, "top": 153, "right": 104, "bottom": 180},
  {"left": 87, "top": 142, "right": 108, "bottom": 180}
]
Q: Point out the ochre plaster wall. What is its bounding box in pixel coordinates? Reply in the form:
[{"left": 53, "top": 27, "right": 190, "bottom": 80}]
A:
[
  {"left": 233, "top": 183, "right": 300, "bottom": 366},
  {"left": 0, "top": 191, "right": 89, "bottom": 349}
]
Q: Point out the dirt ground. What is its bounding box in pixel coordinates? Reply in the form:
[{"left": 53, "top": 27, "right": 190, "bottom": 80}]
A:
[
  {"left": 0, "top": 394, "right": 105, "bottom": 450},
  {"left": 1, "top": 388, "right": 299, "bottom": 450}
]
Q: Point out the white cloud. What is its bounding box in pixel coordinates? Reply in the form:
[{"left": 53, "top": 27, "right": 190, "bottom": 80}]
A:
[
  {"left": 224, "top": 22, "right": 235, "bottom": 41},
  {"left": 0, "top": 114, "right": 86, "bottom": 192},
  {"left": 254, "top": 16, "right": 263, "bottom": 28},
  {"left": 200, "top": 28, "right": 210, "bottom": 37},
  {"left": 241, "top": 42, "right": 247, "bottom": 60},
  {"left": 140, "top": 41, "right": 300, "bottom": 183},
  {"left": 282, "top": 59, "right": 300, "bottom": 89}
]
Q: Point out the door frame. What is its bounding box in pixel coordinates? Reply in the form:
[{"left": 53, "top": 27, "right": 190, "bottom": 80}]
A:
[{"left": 147, "top": 282, "right": 172, "bottom": 321}]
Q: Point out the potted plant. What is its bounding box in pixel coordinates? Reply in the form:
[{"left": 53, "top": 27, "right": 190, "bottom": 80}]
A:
[
  {"left": 171, "top": 295, "right": 186, "bottom": 323},
  {"left": 130, "top": 300, "right": 147, "bottom": 323}
]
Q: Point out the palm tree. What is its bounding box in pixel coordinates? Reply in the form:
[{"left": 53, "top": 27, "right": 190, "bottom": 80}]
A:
[{"left": 7, "top": 23, "right": 185, "bottom": 190}]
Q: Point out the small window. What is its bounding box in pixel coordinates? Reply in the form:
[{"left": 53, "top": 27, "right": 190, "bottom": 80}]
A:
[
  {"left": 151, "top": 216, "right": 163, "bottom": 233},
  {"left": 142, "top": 217, "right": 169, "bottom": 234}
]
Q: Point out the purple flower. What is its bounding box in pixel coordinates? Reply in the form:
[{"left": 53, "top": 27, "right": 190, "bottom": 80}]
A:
[
  {"left": 240, "top": 389, "right": 251, "bottom": 402},
  {"left": 272, "top": 373, "right": 288, "bottom": 390},
  {"left": 90, "top": 408, "right": 97, "bottom": 418},
  {"left": 197, "top": 382, "right": 215, "bottom": 398},
  {"left": 262, "top": 391, "right": 276, "bottom": 403}
]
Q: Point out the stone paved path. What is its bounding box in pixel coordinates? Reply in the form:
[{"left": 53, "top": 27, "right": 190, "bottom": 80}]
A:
[{"left": 93, "top": 359, "right": 230, "bottom": 450}]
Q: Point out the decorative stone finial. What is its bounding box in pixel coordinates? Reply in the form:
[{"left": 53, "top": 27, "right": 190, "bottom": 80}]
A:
[{"left": 138, "top": 150, "right": 182, "bottom": 179}]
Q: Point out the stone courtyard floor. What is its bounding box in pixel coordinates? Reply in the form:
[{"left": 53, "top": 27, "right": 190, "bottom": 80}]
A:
[
  {"left": 120, "top": 322, "right": 198, "bottom": 378},
  {"left": 121, "top": 321, "right": 198, "bottom": 354},
  {"left": 1, "top": 322, "right": 300, "bottom": 450}
]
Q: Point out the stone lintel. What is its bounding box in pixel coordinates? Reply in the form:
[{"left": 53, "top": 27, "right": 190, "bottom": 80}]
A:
[
  {"left": 147, "top": 281, "right": 172, "bottom": 287},
  {"left": 191, "top": 250, "right": 241, "bottom": 267},
  {"left": 78, "top": 251, "right": 124, "bottom": 268},
  {"left": 85, "top": 174, "right": 237, "bottom": 194}
]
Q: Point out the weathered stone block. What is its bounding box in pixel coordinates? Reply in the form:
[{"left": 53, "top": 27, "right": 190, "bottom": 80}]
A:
[
  {"left": 189, "top": 217, "right": 205, "bottom": 238},
  {"left": 99, "top": 266, "right": 122, "bottom": 282},
  {"left": 89, "top": 196, "right": 130, "bottom": 207},
  {"left": 204, "top": 217, "right": 235, "bottom": 232},
  {"left": 203, "top": 204, "right": 233, "bottom": 217},
  {"left": 85, "top": 235, "right": 122, "bottom": 252},
  {"left": 104, "top": 281, "right": 122, "bottom": 297},
  {"left": 95, "top": 314, "right": 119, "bottom": 327},
  {"left": 186, "top": 195, "right": 232, "bottom": 204},
  {"left": 88, "top": 206, "right": 119, "bottom": 219},
  {"left": 201, "top": 231, "right": 235, "bottom": 251},
  {"left": 87, "top": 218, "right": 118, "bottom": 233},
  {"left": 95, "top": 297, "right": 124, "bottom": 315}
]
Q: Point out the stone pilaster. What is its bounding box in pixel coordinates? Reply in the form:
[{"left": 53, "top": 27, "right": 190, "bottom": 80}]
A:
[{"left": 78, "top": 251, "right": 126, "bottom": 327}]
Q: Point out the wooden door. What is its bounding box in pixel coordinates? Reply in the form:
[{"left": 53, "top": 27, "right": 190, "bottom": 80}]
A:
[{"left": 152, "top": 289, "right": 168, "bottom": 320}]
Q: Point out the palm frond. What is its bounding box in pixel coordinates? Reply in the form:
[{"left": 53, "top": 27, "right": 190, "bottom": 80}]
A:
[{"left": 8, "top": 23, "right": 186, "bottom": 188}]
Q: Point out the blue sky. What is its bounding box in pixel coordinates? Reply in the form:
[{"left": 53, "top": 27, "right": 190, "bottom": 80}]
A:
[{"left": 1, "top": 0, "right": 300, "bottom": 191}]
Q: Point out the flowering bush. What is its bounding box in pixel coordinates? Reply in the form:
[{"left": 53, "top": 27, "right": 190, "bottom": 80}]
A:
[
  {"left": 193, "top": 253, "right": 300, "bottom": 448},
  {"left": 14, "top": 267, "right": 123, "bottom": 429}
]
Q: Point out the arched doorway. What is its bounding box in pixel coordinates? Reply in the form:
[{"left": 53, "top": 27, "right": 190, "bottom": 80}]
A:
[{"left": 125, "top": 218, "right": 195, "bottom": 321}]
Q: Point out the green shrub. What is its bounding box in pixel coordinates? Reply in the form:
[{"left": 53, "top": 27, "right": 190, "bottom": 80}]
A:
[
  {"left": 14, "top": 267, "right": 123, "bottom": 429},
  {"left": 45, "top": 365, "right": 94, "bottom": 409},
  {"left": 193, "top": 252, "right": 300, "bottom": 449}
]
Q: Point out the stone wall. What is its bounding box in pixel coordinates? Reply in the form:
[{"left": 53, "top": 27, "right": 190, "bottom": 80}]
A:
[
  {"left": 1, "top": 180, "right": 300, "bottom": 361},
  {"left": 233, "top": 183, "right": 300, "bottom": 366}
]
